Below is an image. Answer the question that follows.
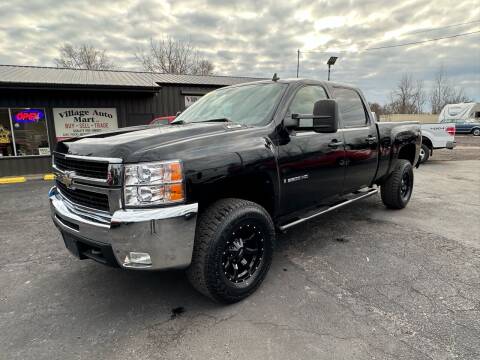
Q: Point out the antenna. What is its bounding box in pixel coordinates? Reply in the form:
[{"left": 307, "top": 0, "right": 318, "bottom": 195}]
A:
[{"left": 272, "top": 73, "right": 280, "bottom": 82}]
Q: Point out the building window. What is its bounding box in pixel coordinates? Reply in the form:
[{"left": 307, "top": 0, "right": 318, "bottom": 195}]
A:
[
  {"left": 0, "top": 108, "right": 50, "bottom": 157},
  {"left": 0, "top": 109, "right": 15, "bottom": 157}
]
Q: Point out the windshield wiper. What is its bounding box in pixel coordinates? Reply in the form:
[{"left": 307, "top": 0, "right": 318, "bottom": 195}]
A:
[
  {"left": 197, "top": 117, "right": 233, "bottom": 123},
  {"left": 172, "top": 117, "right": 235, "bottom": 124}
]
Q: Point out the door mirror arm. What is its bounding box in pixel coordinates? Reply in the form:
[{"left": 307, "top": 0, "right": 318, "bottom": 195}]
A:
[
  {"left": 283, "top": 99, "right": 339, "bottom": 133},
  {"left": 283, "top": 115, "right": 299, "bottom": 130}
]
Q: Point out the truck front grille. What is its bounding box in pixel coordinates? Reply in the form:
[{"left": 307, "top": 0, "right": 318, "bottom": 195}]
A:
[
  {"left": 54, "top": 153, "right": 109, "bottom": 180},
  {"left": 56, "top": 180, "right": 110, "bottom": 212}
]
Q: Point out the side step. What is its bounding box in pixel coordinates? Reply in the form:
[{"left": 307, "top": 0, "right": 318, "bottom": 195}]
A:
[{"left": 278, "top": 188, "right": 379, "bottom": 231}]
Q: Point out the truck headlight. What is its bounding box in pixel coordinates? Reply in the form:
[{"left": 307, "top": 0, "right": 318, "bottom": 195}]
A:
[{"left": 123, "top": 161, "right": 184, "bottom": 207}]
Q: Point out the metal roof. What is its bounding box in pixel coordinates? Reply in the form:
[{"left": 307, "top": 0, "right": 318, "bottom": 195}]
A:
[{"left": 0, "top": 65, "right": 263, "bottom": 90}]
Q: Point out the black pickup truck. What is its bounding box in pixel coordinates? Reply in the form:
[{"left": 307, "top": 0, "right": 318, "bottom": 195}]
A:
[{"left": 50, "top": 78, "right": 421, "bottom": 303}]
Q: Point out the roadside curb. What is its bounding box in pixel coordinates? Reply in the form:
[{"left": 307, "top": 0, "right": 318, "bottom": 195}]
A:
[
  {"left": 0, "top": 173, "right": 55, "bottom": 184},
  {"left": 0, "top": 176, "right": 26, "bottom": 184}
]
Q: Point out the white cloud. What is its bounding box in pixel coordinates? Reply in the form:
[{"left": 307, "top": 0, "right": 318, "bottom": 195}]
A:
[{"left": 0, "top": 0, "right": 478, "bottom": 105}]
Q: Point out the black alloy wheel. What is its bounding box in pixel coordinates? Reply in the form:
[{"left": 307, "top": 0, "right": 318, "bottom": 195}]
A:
[
  {"left": 222, "top": 221, "right": 265, "bottom": 284},
  {"left": 380, "top": 159, "right": 414, "bottom": 209},
  {"left": 187, "top": 198, "right": 275, "bottom": 303},
  {"left": 400, "top": 171, "right": 412, "bottom": 201}
]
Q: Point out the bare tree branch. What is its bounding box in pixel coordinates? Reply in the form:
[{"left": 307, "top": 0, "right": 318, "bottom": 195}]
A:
[
  {"left": 135, "top": 37, "right": 214, "bottom": 75},
  {"left": 430, "top": 66, "right": 471, "bottom": 114},
  {"left": 385, "top": 73, "right": 426, "bottom": 114},
  {"left": 54, "top": 43, "right": 115, "bottom": 70}
]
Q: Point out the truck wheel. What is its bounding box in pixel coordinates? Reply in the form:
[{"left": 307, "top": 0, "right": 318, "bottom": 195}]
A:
[
  {"left": 187, "top": 198, "right": 275, "bottom": 303},
  {"left": 380, "top": 159, "right": 414, "bottom": 209},
  {"left": 419, "top": 144, "right": 430, "bottom": 164},
  {"left": 472, "top": 128, "right": 480, "bottom": 136}
]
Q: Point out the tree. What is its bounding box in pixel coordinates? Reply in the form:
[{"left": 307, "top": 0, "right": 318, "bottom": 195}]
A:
[
  {"left": 430, "top": 66, "right": 471, "bottom": 114},
  {"left": 385, "top": 73, "right": 426, "bottom": 114},
  {"left": 54, "top": 43, "right": 115, "bottom": 70},
  {"left": 135, "top": 37, "right": 214, "bottom": 75},
  {"left": 369, "top": 102, "right": 384, "bottom": 116}
]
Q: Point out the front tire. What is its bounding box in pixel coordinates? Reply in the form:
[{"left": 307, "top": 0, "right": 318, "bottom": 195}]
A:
[
  {"left": 381, "top": 159, "right": 414, "bottom": 209},
  {"left": 419, "top": 144, "right": 430, "bottom": 164},
  {"left": 472, "top": 128, "right": 480, "bottom": 136},
  {"left": 187, "top": 198, "right": 275, "bottom": 303}
]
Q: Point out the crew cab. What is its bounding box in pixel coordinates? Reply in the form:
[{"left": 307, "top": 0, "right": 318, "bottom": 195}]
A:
[
  {"left": 419, "top": 123, "right": 456, "bottom": 164},
  {"left": 49, "top": 78, "right": 421, "bottom": 303}
]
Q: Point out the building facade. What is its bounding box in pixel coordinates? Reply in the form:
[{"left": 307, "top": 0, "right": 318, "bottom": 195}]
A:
[{"left": 0, "top": 65, "right": 260, "bottom": 176}]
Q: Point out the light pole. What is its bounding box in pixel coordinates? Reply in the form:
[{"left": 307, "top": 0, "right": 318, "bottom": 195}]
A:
[
  {"left": 296, "top": 49, "right": 300, "bottom": 78},
  {"left": 327, "top": 56, "right": 338, "bottom": 81}
]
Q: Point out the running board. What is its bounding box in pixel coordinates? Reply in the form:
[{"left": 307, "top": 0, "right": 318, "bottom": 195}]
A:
[{"left": 278, "top": 188, "right": 379, "bottom": 231}]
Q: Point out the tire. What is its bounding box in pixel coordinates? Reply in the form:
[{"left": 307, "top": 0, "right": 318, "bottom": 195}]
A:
[
  {"left": 419, "top": 144, "right": 430, "bottom": 164},
  {"left": 381, "top": 159, "right": 414, "bottom": 209},
  {"left": 472, "top": 128, "right": 480, "bottom": 136},
  {"left": 187, "top": 198, "right": 275, "bottom": 303}
]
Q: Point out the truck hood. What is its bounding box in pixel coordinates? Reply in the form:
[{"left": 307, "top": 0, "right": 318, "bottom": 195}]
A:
[{"left": 56, "top": 122, "right": 251, "bottom": 162}]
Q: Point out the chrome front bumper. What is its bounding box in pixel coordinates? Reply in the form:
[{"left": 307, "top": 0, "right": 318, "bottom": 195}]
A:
[{"left": 49, "top": 186, "right": 198, "bottom": 270}]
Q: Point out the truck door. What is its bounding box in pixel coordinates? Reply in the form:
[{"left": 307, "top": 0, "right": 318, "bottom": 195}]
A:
[
  {"left": 277, "top": 85, "right": 346, "bottom": 215},
  {"left": 333, "top": 87, "right": 379, "bottom": 193}
]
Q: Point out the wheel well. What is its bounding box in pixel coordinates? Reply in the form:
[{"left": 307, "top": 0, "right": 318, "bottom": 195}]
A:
[
  {"left": 421, "top": 136, "right": 433, "bottom": 149},
  {"left": 196, "top": 174, "right": 276, "bottom": 217},
  {"left": 471, "top": 127, "right": 480, "bottom": 133},
  {"left": 398, "top": 143, "right": 417, "bottom": 164}
]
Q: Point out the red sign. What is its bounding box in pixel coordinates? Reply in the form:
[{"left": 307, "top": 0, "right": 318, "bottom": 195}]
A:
[{"left": 14, "top": 109, "right": 44, "bottom": 123}]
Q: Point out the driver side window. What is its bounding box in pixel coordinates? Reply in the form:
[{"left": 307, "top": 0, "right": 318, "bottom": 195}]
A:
[{"left": 288, "top": 86, "right": 328, "bottom": 129}]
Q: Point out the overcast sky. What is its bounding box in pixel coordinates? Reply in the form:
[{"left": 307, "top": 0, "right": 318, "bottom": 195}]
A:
[{"left": 0, "top": 0, "right": 479, "bottom": 105}]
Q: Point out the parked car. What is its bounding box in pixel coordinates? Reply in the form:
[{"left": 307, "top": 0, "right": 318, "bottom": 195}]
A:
[
  {"left": 150, "top": 115, "right": 176, "bottom": 125},
  {"left": 445, "top": 119, "right": 480, "bottom": 136},
  {"left": 419, "top": 123, "right": 456, "bottom": 164},
  {"left": 49, "top": 78, "right": 421, "bottom": 303},
  {"left": 438, "top": 102, "right": 480, "bottom": 136}
]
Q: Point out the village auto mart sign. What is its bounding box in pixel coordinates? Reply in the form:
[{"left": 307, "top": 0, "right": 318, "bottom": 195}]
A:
[{"left": 53, "top": 108, "right": 118, "bottom": 140}]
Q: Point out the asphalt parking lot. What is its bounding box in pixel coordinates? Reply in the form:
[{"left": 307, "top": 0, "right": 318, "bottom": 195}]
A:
[{"left": 1, "top": 135, "right": 479, "bottom": 360}]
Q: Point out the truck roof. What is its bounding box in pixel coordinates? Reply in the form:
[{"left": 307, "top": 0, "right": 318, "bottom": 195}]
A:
[{"left": 230, "top": 78, "right": 358, "bottom": 90}]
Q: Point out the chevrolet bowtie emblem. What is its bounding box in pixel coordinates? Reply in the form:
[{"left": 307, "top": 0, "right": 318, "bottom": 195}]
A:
[{"left": 59, "top": 170, "right": 75, "bottom": 188}]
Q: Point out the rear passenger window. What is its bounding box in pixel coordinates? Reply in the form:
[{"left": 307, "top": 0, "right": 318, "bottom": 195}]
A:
[{"left": 334, "top": 87, "right": 368, "bottom": 128}]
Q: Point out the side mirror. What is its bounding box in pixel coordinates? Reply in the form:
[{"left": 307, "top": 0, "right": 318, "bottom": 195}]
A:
[
  {"left": 290, "top": 99, "right": 339, "bottom": 133},
  {"left": 312, "top": 99, "right": 339, "bottom": 133}
]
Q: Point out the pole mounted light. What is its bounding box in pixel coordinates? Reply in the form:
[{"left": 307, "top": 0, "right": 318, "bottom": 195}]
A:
[{"left": 327, "top": 56, "right": 338, "bottom": 81}]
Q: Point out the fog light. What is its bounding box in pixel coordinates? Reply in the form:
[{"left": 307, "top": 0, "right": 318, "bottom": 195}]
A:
[{"left": 124, "top": 252, "right": 152, "bottom": 266}]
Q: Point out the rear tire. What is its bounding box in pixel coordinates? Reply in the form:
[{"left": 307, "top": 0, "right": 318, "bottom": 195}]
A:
[
  {"left": 419, "top": 144, "right": 430, "bottom": 164},
  {"left": 187, "top": 198, "right": 275, "bottom": 303},
  {"left": 381, "top": 160, "right": 414, "bottom": 209}
]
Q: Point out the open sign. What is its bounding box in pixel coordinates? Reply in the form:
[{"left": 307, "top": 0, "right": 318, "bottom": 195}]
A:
[{"left": 14, "top": 109, "right": 45, "bottom": 123}]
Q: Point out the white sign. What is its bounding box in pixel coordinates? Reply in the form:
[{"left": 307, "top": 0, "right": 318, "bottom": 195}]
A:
[
  {"left": 53, "top": 108, "right": 118, "bottom": 140},
  {"left": 38, "top": 147, "right": 51, "bottom": 156},
  {"left": 184, "top": 95, "right": 202, "bottom": 108}
]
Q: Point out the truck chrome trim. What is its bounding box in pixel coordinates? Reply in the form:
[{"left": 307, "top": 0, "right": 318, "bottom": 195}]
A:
[
  {"left": 55, "top": 180, "right": 123, "bottom": 213},
  {"left": 52, "top": 163, "right": 123, "bottom": 187},
  {"left": 112, "top": 203, "right": 198, "bottom": 223},
  {"left": 50, "top": 191, "right": 110, "bottom": 229},
  {"left": 55, "top": 189, "right": 112, "bottom": 224},
  {"left": 279, "top": 188, "right": 379, "bottom": 231},
  {"left": 49, "top": 186, "right": 198, "bottom": 270},
  {"left": 53, "top": 151, "right": 123, "bottom": 163}
]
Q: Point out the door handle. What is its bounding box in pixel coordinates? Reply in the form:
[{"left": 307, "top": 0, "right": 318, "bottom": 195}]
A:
[
  {"left": 366, "top": 136, "right": 377, "bottom": 144},
  {"left": 328, "top": 140, "right": 344, "bottom": 148}
]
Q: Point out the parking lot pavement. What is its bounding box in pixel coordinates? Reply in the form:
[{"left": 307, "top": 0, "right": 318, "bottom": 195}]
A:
[
  {"left": 430, "top": 134, "right": 480, "bottom": 162},
  {"left": 1, "top": 160, "right": 479, "bottom": 360}
]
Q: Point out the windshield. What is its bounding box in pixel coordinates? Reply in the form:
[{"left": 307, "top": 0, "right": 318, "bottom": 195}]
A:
[{"left": 174, "top": 82, "right": 286, "bottom": 126}]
